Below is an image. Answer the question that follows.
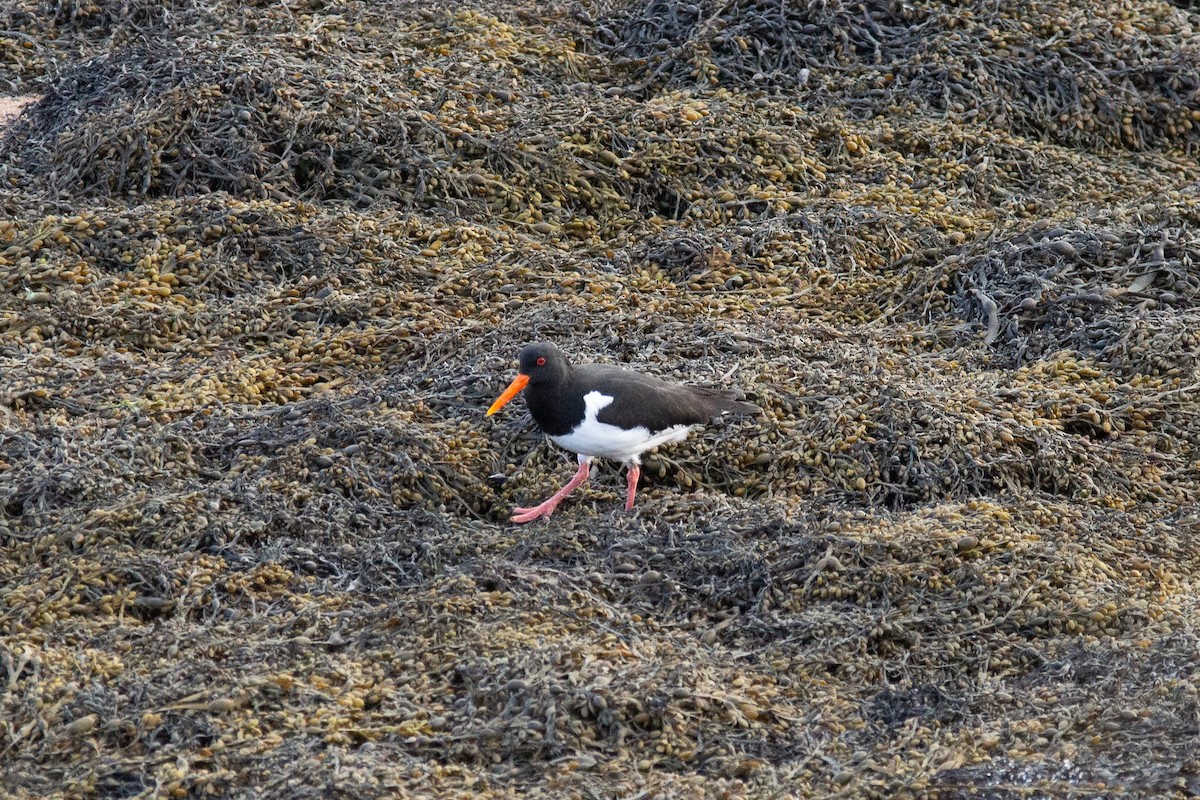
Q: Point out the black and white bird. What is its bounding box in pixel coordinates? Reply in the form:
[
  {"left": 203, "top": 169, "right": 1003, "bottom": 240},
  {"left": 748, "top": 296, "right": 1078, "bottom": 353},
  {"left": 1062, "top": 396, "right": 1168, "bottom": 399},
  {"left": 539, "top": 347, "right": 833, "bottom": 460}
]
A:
[{"left": 486, "top": 342, "right": 760, "bottom": 523}]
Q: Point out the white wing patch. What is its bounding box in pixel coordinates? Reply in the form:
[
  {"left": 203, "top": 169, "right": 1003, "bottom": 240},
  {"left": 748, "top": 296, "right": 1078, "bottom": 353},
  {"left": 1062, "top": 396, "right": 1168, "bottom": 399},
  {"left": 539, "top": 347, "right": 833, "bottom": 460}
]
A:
[
  {"left": 549, "top": 390, "right": 694, "bottom": 464},
  {"left": 583, "top": 389, "right": 614, "bottom": 418}
]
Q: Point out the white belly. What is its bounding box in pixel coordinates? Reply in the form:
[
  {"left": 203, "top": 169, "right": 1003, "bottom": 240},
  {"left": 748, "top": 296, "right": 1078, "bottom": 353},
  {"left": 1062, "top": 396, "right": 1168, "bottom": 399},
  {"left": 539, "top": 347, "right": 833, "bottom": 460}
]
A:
[{"left": 549, "top": 391, "right": 695, "bottom": 463}]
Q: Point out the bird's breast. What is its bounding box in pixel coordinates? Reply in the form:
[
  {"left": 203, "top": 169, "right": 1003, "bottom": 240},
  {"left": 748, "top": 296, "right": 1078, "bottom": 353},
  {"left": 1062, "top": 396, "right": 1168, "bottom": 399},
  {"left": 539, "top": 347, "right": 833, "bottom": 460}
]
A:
[{"left": 524, "top": 381, "right": 586, "bottom": 437}]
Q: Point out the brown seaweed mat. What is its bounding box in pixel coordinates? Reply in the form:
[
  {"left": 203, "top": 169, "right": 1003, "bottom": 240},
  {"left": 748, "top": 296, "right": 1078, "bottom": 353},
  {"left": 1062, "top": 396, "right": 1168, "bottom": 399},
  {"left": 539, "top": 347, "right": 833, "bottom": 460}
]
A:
[{"left": 1, "top": 0, "right": 1199, "bottom": 797}]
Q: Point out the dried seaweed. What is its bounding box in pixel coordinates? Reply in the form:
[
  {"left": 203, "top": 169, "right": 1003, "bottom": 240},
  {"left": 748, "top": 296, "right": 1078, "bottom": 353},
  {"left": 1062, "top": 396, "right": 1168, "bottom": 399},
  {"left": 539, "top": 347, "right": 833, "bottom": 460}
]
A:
[
  {"left": 933, "top": 219, "right": 1200, "bottom": 375},
  {"left": 1, "top": 0, "right": 1200, "bottom": 798},
  {"left": 590, "top": 0, "right": 1200, "bottom": 151}
]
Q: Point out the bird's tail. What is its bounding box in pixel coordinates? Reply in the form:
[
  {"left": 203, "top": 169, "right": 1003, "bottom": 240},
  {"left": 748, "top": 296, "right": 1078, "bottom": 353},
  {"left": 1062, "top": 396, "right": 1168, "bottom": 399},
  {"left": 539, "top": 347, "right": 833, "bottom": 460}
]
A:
[
  {"left": 691, "top": 386, "right": 762, "bottom": 416},
  {"left": 719, "top": 397, "right": 762, "bottom": 416}
]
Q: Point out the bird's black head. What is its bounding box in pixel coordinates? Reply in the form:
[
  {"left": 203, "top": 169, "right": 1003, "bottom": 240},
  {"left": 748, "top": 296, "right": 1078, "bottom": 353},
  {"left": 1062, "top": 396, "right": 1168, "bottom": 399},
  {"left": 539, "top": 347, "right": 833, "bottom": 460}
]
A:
[
  {"left": 517, "top": 341, "right": 571, "bottom": 384},
  {"left": 486, "top": 341, "right": 572, "bottom": 417}
]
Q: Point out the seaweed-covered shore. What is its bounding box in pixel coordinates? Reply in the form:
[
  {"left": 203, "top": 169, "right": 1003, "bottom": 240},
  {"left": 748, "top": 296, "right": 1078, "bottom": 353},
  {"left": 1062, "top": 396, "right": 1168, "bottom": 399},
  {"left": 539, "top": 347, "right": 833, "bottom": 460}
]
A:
[{"left": 1, "top": 0, "right": 1199, "bottom": 797}]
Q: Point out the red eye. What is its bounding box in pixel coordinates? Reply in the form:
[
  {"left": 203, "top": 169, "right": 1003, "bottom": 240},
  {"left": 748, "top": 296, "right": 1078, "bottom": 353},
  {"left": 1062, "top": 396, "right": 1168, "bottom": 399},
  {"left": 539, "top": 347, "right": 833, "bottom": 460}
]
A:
[{"left": 536, "top": 357, "right": 546, "bottom": 366}]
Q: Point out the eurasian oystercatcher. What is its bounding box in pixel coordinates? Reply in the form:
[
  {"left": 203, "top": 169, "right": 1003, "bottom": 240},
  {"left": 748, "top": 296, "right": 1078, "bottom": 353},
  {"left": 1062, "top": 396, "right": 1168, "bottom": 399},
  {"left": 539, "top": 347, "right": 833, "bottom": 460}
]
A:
[{"left": 487, "top": 342, "right": 760, "bottom": 523}]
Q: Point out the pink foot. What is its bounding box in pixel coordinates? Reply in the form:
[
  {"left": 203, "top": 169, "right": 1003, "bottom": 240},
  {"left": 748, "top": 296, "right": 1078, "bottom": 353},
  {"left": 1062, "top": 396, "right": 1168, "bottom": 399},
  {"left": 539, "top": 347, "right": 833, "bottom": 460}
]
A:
[
  {"left": 510, "top": 460, "right": 590, "bottom": 524},
  {"left": 510, "top": 498, "right": 563, "bottom": 523},
  {"left": 625, "top": 465, "right": 640, "bottom": 511}
]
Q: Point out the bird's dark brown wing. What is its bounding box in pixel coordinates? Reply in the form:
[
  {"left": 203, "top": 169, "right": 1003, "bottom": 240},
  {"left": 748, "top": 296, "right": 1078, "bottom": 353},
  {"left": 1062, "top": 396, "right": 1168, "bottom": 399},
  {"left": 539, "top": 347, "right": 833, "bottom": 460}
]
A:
[{"left": 576, "top": 365, "right": 759, "bottom": 433}]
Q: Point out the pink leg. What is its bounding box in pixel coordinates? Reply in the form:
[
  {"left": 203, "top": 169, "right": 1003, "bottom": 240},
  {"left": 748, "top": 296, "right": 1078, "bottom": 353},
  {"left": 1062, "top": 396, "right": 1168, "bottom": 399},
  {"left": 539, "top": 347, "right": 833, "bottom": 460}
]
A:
[
  {"left": 511, "top": 459, "right": 590, "bottom": 523},
  {"left": 625, "top": 465, "right": 640, "bottom": 511}
]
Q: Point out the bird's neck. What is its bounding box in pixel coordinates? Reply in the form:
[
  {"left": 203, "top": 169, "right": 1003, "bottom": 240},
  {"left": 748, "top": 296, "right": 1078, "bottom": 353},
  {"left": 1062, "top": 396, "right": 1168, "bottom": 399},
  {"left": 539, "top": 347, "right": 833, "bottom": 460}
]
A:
[{"left": 524, "top": 369, "right": 581, "bottom": 436}]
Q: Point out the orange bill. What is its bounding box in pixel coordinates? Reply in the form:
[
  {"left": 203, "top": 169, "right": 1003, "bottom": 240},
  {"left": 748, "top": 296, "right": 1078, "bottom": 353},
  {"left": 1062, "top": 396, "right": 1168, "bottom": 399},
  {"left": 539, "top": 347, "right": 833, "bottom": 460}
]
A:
[{"left": 486, "top": 373, "right": 530, "bottom": 416}]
